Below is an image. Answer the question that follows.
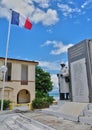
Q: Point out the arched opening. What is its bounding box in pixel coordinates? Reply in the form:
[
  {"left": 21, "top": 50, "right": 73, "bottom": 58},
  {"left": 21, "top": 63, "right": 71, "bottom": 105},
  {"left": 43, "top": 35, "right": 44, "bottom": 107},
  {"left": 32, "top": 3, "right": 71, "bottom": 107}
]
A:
[{"left": 17, "top": 89, "right": 30, "bottom": 104}]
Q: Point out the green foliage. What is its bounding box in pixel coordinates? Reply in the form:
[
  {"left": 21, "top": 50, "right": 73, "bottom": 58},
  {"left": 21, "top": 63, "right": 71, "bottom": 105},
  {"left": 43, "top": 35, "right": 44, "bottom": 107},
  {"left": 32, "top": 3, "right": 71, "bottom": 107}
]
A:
[
  {"left": 35, "top": 90, "right": 54, "bottom": 104},
  {"left": 32, "top": 96, "right": 54, "bottom": 109},
  {"left": 0, "top": 100, "right": 11, "bottom": 110},
  {"left": 33, "top": 66, "right": 54, "bottom": 109},
  {"left": 36, "top": 66, "right": 53, "bottom": 93},
  {"left": 32, "top": 98, "right": 44, "bottom": 109},
  {"left": 36, "top": 90, "right": 49, "bottom": 98},
  {"left": 46, "top": 96, "right": 54, "bottom": 105}
]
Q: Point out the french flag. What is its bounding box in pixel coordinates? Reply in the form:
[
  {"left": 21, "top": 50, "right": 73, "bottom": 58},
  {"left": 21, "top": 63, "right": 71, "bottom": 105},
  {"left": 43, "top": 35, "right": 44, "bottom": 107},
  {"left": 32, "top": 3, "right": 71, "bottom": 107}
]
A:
[{"left": 11, "top": 10, "right": 32, "bottom": 30}]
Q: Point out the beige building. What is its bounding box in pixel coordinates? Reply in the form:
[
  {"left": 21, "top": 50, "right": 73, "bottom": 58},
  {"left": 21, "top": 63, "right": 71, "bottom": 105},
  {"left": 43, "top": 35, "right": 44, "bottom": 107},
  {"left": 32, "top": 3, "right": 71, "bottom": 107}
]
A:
[{"left": 0, "top": 57, "right": 38, "bottom": 104}]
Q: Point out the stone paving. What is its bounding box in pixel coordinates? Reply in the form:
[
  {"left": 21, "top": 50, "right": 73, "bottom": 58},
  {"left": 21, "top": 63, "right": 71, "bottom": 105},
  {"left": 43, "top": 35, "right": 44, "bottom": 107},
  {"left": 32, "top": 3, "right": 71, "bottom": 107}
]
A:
[
  {"left": 0, "top": 103, "right": 92, "bottom": 130},
  {"left": 0, "top": 112, "right": 55, "bottom": 130},
  {"left": 23, "top": 110, "right": 92, "bottom": 130}
]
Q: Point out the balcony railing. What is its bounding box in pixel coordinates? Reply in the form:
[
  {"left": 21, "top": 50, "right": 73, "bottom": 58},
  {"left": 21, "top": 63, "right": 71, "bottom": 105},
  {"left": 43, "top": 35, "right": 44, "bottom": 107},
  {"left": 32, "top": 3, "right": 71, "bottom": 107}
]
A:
[{"left": 21, "top": 80, "right": 28, "bottom": 85}]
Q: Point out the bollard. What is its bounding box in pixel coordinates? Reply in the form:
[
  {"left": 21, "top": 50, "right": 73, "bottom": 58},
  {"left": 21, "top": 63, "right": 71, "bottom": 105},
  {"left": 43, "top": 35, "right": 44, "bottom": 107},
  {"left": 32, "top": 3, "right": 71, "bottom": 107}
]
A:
[
  {"left": 9, "top": 103, "right": 13, "bottom": 110},
  {"left": 28, "top": 103, "right": 33, "bottom": 110}
]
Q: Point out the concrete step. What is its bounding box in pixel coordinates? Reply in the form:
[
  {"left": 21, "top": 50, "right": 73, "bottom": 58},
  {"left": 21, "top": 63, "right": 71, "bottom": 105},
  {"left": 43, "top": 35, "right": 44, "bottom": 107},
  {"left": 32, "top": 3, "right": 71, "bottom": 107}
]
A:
[
  {"left": 13, "top": 106, "right": 30, "bottom": 112},
  {"left": 4, "top": 114, "right": 55, "bottom": 130},
  {"left": 43, "top": 102, "right": 89, "bottom": 122},
  {"left": 15, "top": 116, "right": 42, "bottom": 130},
  {"left": 18, "top": 114, "right": 55, "bottom": 130},
  {"left": 79, "top": 116, "right": 92, "bottom": 125},
  {"left": 49, "top": 105, "right": 59, "bottom": 110},
  {"left": 5, "top": 120, "right": 23, "bottom": 130},
  {"left": 84, "top": 110, "right": 92, "bottom": 117},
  {"left": 5, "top": 115, "right": 42, "bottom": 130},
  {"left": 88, "top": 104, "right": 92, "bottom": 110},
  {"left": 5, "top": 117, "right": 42, "bottom": 130},
  {"left": 0, "top": 125, "right": 8, "bottom": 130},
  {"left": 16, "top": 120, "right": 42, "bottom": 130},
  {"left": 58, "top": 100, "right": 67, "bottom": 106}
]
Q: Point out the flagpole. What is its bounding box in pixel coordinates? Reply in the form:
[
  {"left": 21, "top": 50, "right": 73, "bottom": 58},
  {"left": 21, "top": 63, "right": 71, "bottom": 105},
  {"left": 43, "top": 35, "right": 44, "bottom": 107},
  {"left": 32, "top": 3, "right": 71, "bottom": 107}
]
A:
[{"left": 1, "top": 11, "right": 11, "bottom": 111}]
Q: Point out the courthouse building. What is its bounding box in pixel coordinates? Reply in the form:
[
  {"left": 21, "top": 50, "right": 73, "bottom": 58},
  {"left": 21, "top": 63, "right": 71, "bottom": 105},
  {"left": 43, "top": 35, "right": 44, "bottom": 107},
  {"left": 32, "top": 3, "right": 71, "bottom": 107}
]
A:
[{"left": 0, "top": 57, "right": 38, "bottom": 104}]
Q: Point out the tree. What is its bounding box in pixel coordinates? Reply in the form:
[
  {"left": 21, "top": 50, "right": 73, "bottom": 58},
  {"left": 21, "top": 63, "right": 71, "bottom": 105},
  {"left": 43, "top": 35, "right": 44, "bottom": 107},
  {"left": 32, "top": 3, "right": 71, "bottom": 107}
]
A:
[
  {"left": 32, "top": 66, "right": 54, "bottom": 109},
  {"left": 36, "top": 66, "right": 53, "bottom": 93}
]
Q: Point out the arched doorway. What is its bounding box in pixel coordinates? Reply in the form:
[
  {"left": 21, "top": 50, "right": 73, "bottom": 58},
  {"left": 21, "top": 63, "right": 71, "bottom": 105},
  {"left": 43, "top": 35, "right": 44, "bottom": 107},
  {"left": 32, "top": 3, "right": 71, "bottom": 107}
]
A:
[{"left": 17, "top": 89, "right": 30, "bottom": 104}]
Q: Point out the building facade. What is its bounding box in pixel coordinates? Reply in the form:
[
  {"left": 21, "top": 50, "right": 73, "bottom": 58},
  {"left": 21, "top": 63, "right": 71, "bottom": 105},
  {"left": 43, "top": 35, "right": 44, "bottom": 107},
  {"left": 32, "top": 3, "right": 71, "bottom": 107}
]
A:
[{"left": 0, "top": 57, "right": 38, "bottom": 104}]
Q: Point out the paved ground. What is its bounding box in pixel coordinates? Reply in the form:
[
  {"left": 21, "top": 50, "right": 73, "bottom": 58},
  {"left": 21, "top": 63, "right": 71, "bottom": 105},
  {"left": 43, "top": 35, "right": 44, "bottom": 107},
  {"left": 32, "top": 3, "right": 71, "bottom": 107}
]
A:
[
  {"left": 0, "top": 109, "right": 92, "bottom": 130},
  {"left": 23, "top": 110, "right": 92, "bottom": 130},
  {"left": 0, "top": 111, "right": 55, "bottom": 130},
  {"left": 0, "top": 114, "right": 9, "bottom": 130}
]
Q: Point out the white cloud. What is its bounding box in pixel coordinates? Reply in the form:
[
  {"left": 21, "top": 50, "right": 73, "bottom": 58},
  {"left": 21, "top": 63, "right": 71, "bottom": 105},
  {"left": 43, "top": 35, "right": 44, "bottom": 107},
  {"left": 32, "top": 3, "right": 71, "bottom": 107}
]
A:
[
  {"left": 57, "top": 3, "right": 81, "bottom": 17},
  {"left": 0, "top": 7, "right": 10, "bottom": 20},
  {"left": 0, "top": 0, "right": 59, "bottom": 26},
  {"left": 68, "top": 1, "right": 75, "bottom": 5},
  {"left": 81, "top": 0, "right": 92, "bottom": 8},
  {"left": 15, "top": 57, "right": 61, "bottom": 71},
  {"left": 42, "top": 40, "right": 73, "bottom": 55},
  {"left": 38, "top": 60, "right": 60, "bottom": 71},
  {"left": 31, "top": 8, "right": 59, "bottom": 25},
  {"left": 32, "top": 0, "right": 50, "bottom": 8},
  {"left": 38, "top": 60, "right": 69, "bottom": 72},
  {"left": 51, "top": 74, "right": 59, "bottom": 88},
  {"left": 0, "top": 0, "right": 35, "bottom": 20},
  {"left": 37, "top": 60, "right": 60, "bottom": 89}
]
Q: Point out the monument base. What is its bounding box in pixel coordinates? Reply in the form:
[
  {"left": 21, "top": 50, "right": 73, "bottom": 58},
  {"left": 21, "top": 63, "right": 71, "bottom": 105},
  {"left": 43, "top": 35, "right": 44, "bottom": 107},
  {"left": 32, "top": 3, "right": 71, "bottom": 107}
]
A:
[
  {"left": 57, "top": 102, "right": 88, "bottom": 121},
  {"left": 42, "top": 102, "right": 89, "bottom": 121}
]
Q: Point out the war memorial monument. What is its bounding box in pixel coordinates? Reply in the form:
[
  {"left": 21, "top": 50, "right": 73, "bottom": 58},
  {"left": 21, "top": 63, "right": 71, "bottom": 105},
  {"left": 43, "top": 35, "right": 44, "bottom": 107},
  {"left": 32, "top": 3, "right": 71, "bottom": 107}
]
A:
[
  {"left": 51, "top": 39, "right": 92, "bottom": 124},
  {"left": 68, "top": 39, "right": 92, "bottom": 103}
]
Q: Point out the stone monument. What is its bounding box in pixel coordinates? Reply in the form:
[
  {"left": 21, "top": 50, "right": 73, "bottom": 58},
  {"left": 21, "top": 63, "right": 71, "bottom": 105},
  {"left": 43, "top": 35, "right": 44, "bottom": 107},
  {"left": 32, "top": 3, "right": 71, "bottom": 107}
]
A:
[{"left": 68, "top": 39, "right": 92, "bottom": 103}]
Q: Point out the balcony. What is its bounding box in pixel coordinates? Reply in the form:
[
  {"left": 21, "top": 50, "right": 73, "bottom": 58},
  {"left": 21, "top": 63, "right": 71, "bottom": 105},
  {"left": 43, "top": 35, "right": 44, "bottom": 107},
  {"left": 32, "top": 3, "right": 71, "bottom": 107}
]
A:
[{"left": 21, "top": 80, "right": 28, "bottom": 85}]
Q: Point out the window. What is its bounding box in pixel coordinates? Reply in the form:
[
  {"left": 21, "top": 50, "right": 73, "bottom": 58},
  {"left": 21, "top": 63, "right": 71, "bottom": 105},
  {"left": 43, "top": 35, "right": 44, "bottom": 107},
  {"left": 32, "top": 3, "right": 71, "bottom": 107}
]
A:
[
  {"left": 5, "top": 63, "right": 12, "bottom": 81},
  {"left": 21, "top": 65, "right": 28, "bottom": 85}
]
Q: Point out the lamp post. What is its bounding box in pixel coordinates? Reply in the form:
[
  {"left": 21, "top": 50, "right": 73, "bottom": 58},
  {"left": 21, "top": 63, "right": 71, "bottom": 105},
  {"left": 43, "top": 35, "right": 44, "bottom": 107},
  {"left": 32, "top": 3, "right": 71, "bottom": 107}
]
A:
[{"left": 0, "top": 10, "right": 11, "bottom": 111}]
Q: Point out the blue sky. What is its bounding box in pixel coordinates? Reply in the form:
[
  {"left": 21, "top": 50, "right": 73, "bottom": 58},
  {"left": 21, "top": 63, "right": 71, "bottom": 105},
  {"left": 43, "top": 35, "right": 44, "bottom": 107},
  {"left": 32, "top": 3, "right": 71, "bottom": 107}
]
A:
[{"left": 0, "top": 0, "right": 92, "bottom": 92}]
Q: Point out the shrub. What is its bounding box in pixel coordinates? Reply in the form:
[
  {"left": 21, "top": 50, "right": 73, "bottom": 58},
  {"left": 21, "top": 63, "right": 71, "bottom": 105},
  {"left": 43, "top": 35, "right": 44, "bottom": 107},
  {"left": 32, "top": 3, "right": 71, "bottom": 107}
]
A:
[
  {"left": 32, "top": 98, "right": 43, "bottom": 109},
  {"left": 46, "top": 96, "right": 54, "bottom": 105},
  {"left": 36, "top": 90, "right": 48, "bottom": 98},
  {"left": 0, "top": 100, "right": 11, "bottom": 110},
  {"left": 32, "top": 96, "right": 54, "bottom": 109}
]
